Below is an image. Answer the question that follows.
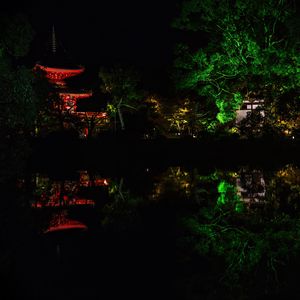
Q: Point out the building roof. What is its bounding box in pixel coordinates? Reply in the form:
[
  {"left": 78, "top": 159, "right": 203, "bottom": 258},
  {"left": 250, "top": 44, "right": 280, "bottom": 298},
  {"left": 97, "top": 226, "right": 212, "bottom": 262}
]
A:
[{"left": 36, "top": 25, "right": 83, "bottom": 70}]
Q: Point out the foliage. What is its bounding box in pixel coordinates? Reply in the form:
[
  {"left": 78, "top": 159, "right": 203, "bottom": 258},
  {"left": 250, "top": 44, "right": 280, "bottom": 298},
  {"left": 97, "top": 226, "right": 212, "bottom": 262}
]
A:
[
  {"left": 267, "top": 164, "right": 300, "bottom": 214},
  {"left": 99, "top": 65, "right": 143, "bottom": 131},
  {"left": 77, "top": 112, "right": 110, "bottom": 138},
  {"left": 0, "top": 13, "right": 43, "bottom": 185},
  {"left": 177, "top": 166, "right": 300, "bottom": 298},
  {"left": 267, "top": 88, "right": 300, "bottom": 136},
  {"left": 145, "top": 96, "right": 212, "bottom": 137},
  {"left": 0, "top": 65, "right": 40, "bottom": 133},
  {"left": 181, "top": 213, "right": 300, "bottom": 295},
  {"left": 166, "top": 98, "right": 205, "bottom": 136},
  {"left": 238, "top": 108, "right": 265, "bottom": 138},
  {"left": 35, "top": 91, "right": 78, "bottom": 135},
  {"left": 151, "top": 166, "right": 193, "bottom": 199},
  {"left": 217, "top": 180, "right": 244, "bottom": 212},
  {"left": 0, "top": 13, "right": 34, "bottom": 57},
  {"left": 0, "top": 13, "right": 42, "bottom": 136},
  {"left": 173, "top": 0, "right": 300, "bottom": 132},
  {"left": 101, "top": 178, "right": 143, "bottom": 231}
]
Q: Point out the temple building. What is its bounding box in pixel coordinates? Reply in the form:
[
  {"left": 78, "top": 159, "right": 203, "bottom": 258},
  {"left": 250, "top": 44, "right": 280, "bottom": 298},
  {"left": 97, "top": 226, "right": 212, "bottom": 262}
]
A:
[
  {"left": 236, "top": 97, "right": 265, "bottom": 124},
  {"left": 35, "top": 26, "right": 108, "bottom": 137}
]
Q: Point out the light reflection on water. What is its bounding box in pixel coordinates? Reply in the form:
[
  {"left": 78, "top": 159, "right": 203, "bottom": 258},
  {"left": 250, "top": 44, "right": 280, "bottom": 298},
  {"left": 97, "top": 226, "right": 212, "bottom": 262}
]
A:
[
  {"left": 29, "top": 164, "right": 300, "bottom": 234},
  {"left": 14, "top": 163, "right": 300, "bottom": 299},
  {"left": 30, "top": 164, "right": 300, "bottom": 207}
]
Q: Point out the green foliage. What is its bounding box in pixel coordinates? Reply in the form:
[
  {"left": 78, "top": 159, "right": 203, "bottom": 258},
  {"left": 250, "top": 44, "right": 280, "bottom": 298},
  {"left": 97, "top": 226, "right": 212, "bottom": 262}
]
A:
[
  {"left": 0, "top": 67, "right": 40, "bottom": 131},
  {"left": 177, "top": 166, "right": 300, "bottom": 297},
  {"left": 216, "top": 92, "right": 243, "bottom": 124},
  {"left": 182, "top": 212, "right": 300, "bottom": 292},
  {"left": 99, "top": 65, "right": 143, "bottom": 130},
  {"left": 217, "top": 180, "right": 244, "bottom": 212},
  {"left": 173, "top": 0, "right": 299, "bottom": 131},
  {"left": 101, "top": 179, "right": 143, "bottom": 231}
]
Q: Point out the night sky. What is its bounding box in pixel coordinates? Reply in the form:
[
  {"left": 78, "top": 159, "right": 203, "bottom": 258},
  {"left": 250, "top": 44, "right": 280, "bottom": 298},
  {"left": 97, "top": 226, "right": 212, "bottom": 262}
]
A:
[{"left": 6, "top": 0, "right": 181, "bottom": 92}]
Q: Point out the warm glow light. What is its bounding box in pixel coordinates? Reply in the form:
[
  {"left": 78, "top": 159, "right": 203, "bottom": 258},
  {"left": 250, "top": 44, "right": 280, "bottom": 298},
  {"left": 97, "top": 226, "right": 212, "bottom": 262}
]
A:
[
  {"left": 59, "top": 92, "right": 92, "bottom": 112},
  {"left": 31, "top": 198, "right": 96, "bottom": 208},
  {"left": 60, "top": 92, "right": 93, "bottom": 100},
  {"left": 35, "top": 64, "right": 85, "bottom": 85},
  {"left": 34, "top": 62, "right": 108, "bottom": 134},
  {"left": 45, "top": 220, "right": 88, "bottom": 233},
  {"left": 45, "top": 212, "right": 88, "bottom": 233}
]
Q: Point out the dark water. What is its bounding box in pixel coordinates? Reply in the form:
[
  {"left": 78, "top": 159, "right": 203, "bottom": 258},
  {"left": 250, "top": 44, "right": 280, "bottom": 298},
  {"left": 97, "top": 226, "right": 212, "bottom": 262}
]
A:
[{"left": 7, "top": 163, "right": 300, "bottom": 299}]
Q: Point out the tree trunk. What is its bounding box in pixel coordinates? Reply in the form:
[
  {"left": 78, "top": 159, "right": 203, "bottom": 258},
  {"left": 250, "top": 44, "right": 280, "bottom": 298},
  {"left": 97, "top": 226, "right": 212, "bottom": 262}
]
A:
[
  {"left": 117, "top": 107, "right": 125, "bottom": 130},
  {"left": 118, "top": 177, "right": 125, "bottom": 201}
]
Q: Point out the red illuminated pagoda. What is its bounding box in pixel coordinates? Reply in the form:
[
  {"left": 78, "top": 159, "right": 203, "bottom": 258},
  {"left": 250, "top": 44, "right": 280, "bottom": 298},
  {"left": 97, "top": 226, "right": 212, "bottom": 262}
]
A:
[
  {"left": 35, "top": 63, "right": 85, "bottom": 86},
  {"left": 34, "top": 26, "right": 93, "bottom": 112},
  {"left": 35, "top": 26, "right": 108, "bottom": 128}
]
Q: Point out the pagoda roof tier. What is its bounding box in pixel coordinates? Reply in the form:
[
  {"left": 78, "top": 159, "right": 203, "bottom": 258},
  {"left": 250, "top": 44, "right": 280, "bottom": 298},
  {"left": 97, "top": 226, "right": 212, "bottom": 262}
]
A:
[
  {"left": 35, "top": 64, "right": 85, "bottom": 75},
  {"left": 75, "top": 111, "right": 108, "bottom": 118},
  {"left": 59, "top": 90, "right": 93, "bottom": 99},
  {"left": 36, "top": 26, "right": 86, "bottom": 79},
  {"left": 35, "top": 64, "right": 85, "bottom": 85},
  {"left": 45, "top": 219, "right": 88, "bottom": 233}
]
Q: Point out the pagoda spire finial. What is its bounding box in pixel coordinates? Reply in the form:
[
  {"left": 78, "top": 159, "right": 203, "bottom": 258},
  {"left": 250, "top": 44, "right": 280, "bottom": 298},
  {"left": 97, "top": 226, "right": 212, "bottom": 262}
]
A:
[{"left": 51, "top": 25, "right": 57, "bottom": 54}]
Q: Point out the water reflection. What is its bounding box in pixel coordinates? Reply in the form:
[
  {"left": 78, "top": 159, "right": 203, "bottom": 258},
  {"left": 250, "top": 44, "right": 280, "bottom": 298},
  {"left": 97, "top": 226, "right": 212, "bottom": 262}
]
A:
[
  {"left": 30, "top": 165, "right": 300, "bottom": 217},
  {"left": 25, "top": 164, "right": 300, "bottom": 299},
  {"left": 236, "top": 168, "right": 266, "bottom": 206},
  {"left": 45, "top": 210, "right": 88, "bottom": 234},
  {"left": 31, "top": 171, "right": 109, "bottom": 208},
  {"left": 149, "top": 164, "right": 300, "bottom": 215},
  {"left": 151, "top": 166, "right": 192, "bottom": 199}
]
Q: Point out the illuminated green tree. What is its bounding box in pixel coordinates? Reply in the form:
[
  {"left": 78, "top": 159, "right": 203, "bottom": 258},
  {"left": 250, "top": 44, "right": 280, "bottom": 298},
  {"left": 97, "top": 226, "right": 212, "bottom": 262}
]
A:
[
  {"left": 173, "top": 0, "right": 299, "bottom": 130},
  {"left": 99, "top": 65, "right": 142, "bottom": 131},
  {"left": 178, "top": 168, "right": 300, "bottom": 298}
]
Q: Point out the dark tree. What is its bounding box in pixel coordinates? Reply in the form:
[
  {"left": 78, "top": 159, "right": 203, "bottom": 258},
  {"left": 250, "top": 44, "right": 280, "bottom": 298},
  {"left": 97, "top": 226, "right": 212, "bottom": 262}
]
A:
[{"left": 0, "top": 13, "right": 42, "bottom": 137}]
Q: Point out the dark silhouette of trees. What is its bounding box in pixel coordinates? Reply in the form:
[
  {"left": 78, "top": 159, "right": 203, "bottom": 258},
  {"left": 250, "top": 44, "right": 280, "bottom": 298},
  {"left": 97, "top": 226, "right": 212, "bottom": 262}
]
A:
[{"left": 0, "top": 13, "right": 43, "bottom": 137}]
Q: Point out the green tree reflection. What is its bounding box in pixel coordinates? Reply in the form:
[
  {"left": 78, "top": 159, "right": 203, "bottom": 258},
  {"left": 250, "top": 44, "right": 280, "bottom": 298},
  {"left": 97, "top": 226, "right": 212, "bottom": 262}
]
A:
[{"left": 177, "top": 166, "right": 300, "bottom": 298}]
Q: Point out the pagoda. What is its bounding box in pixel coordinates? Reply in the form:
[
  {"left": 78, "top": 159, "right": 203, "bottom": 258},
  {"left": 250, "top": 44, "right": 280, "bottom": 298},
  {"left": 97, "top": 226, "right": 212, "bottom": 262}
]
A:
[
  {"left": 34, "top": 26, "right": 95, "bottom": 112},
  {"left": 35, "top": 26, "right": 107, "bottom": 133}
]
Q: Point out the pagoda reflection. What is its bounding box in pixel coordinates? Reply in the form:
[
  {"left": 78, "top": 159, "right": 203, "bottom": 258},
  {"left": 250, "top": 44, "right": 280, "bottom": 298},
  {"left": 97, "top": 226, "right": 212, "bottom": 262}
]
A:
[
  {"left": 31, "top": 171, "right": 109, "bottom": 208},
  {"left": 45, "top": 210, "right": 88, "bottom": 234}
]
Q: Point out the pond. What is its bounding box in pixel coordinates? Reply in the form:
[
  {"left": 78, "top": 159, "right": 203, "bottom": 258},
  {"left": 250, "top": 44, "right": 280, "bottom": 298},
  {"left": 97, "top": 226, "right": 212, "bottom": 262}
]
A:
[{"left": 6, "top": 162, "right": 300, "bottom": 299}]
